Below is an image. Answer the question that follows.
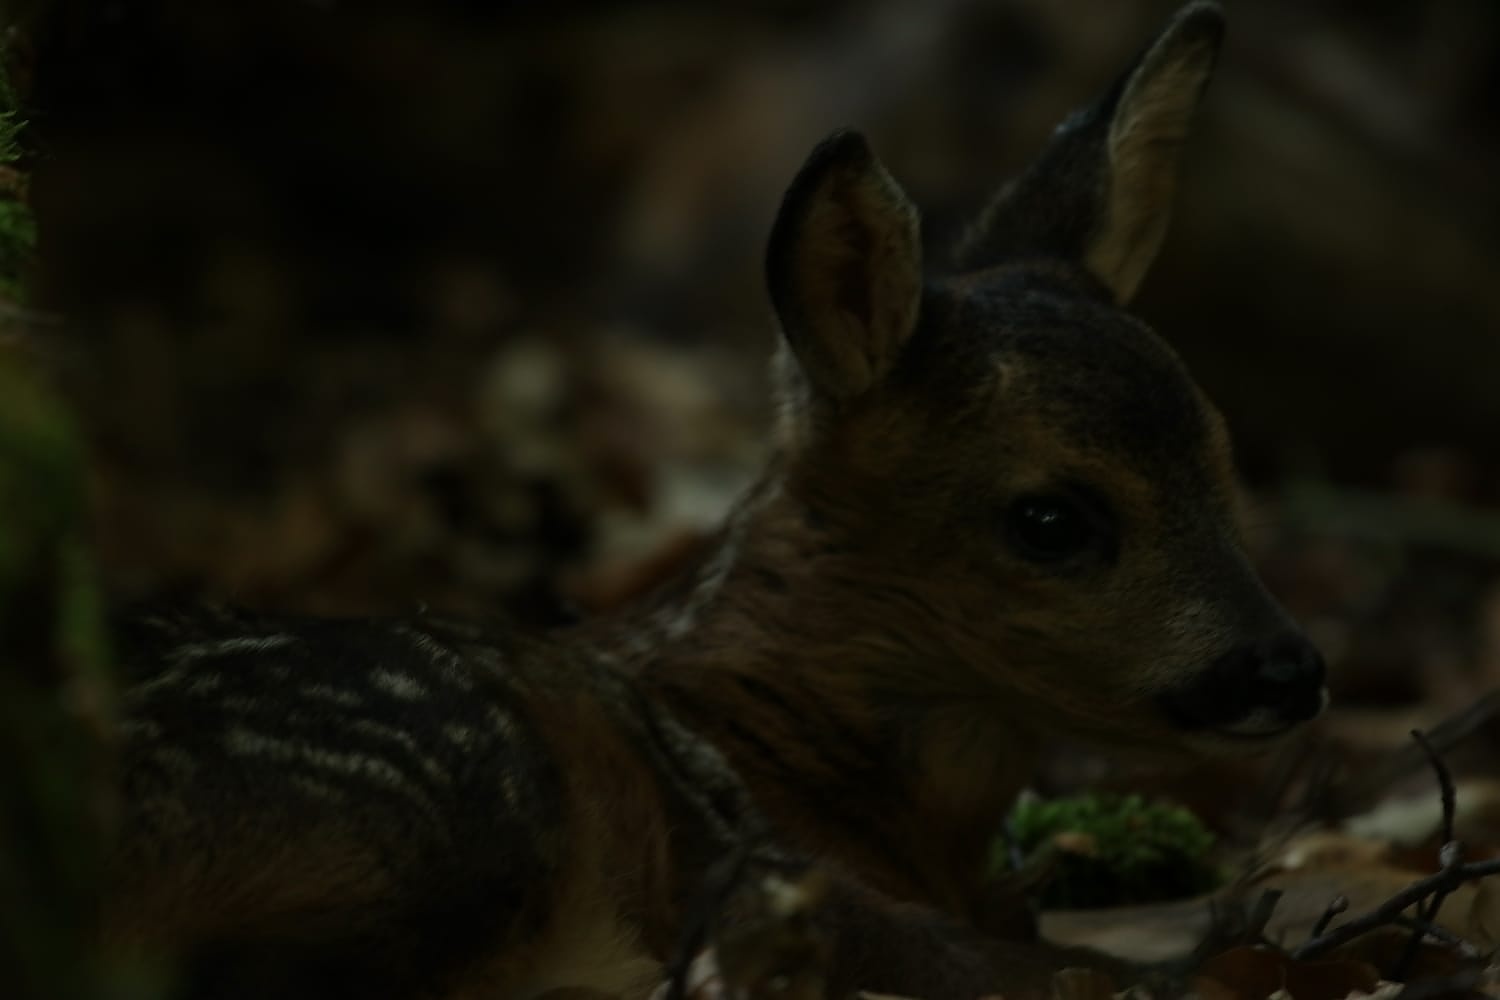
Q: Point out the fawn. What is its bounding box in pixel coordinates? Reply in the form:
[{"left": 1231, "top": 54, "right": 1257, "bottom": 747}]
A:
[{"left": 106, "top": 3, "right": 1327, "bottom": 998}]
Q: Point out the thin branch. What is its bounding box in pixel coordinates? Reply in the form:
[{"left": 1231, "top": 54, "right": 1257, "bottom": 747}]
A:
[
  {"left": 1291, "top": 854, "right": 1500, "bottom": 961},
  {"left": 1390, "top": 732, "right": 1460, "bottom": 980},
  {"left": 1393, "top": 967, "right": 1485, "bottom": 1000},
  {"left": 1391, "top": 841, "right": 1464, "bottom": 980},
  {"left": 1309, "top": 895, "right": 1347, "bottom": 938},
  {"left": 1245, "top": 888, "right": 1282, "bottom": 943},
  {"left": 1391, "top": 914, "right": 1480, "bottom": 956},
  {"left": 1317, "top": 691, "right": 1500, "bottom": 822},
  {"left": 1411, "top": 729, "right": 1456, "bottom": 846},
  {"left": 1286, "top": 723, "right": 1500, "bottom": 973}
]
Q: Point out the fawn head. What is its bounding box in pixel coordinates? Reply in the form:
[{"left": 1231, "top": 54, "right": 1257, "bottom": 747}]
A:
[{"left": 759, "top": 2, "right": 1324, "bottom": 752}]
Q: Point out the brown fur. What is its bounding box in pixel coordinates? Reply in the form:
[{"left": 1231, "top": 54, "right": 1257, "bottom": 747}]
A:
[{"left": 105, "top": 5, "right": 1326, "bottom": 998}]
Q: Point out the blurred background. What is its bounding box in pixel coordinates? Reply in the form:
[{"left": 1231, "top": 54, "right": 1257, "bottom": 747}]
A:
[{"left": 5, "top": 0, "right": 1500, "bottom": 749}]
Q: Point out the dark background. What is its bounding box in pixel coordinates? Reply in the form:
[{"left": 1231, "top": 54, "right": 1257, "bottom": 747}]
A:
[{"left": 8, "top": 0, "right": 1500, "bottom": 727}]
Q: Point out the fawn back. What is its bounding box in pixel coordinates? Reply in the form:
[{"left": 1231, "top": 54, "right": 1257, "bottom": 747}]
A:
[{"left": 107, "top": 3, "right": 1326, "bottom": 998}]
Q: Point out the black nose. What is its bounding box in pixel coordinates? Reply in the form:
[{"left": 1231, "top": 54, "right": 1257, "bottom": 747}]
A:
[
  {"left": 1250, "top": 634, "right": 1327, "bottom": 721},
  {"left": 1162, "top": 631, "right": 1327, "bottom": 731}
]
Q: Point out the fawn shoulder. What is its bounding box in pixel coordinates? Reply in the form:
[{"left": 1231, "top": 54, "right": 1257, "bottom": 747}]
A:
[{"left": 107, "top": 4, "right": 1326, "bottom": 998}]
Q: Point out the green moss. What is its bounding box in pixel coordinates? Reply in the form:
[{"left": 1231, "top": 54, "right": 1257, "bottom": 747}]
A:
[{"left": 997, "top": 793, "right": 1223, "bottom": 909}]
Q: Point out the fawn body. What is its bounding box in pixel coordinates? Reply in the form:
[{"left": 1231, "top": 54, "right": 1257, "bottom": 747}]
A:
[{"left": 107, "top": 4, "right": 1327, "bottom": 998}]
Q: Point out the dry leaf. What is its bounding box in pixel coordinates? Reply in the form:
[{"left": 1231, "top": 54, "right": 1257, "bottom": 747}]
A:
[
  {"left": 1316, "top": 926, "right": 1471, "bottom": 980},
  {"left": 1255, "top": 863, "right": 1479, "bottom": 945},
  {"left": 1042, "top": 897, "right": 1210, "bottom": 963},
  {"left": 1468, "top": 878, "right": 1500, "bottom": 951},
  {"left": 1048, "top": 967, "right": 1116, "bottom": 1000},
  {"left": 1344, "top": 780, "right": 1500, "bottom": 849},
  {"left": 1274, "top": 832, "right": 1392, "bottom": 873},
  {"left": 1196, "top": 945, "right": 1380, "bottom": 1000}
]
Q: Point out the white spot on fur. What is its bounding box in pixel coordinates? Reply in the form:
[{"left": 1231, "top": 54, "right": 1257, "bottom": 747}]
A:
[
  {"left": 299, "top": 684, "right": 363, "bottom": 708},
  {"left": 348, "top": 718, "right": 452, "bottom": 785},
  {"left": 187, "top": 674, "right": 222, "bottom": 696},
  {"left": 173, "top": 634, "right": 298, "bottom": 662},
  {"left": 370, "top": 669, "right": 427, "bottom": 701},
  {"left": 442, "top": 724, "right": 477, "bottom": 747},
  {"left": 288, "top": 774, "right": 349, "bottom": 803},
  {"left": 125, "top": 668, "right": 188, "bottom": 701},
  {"left": 391, "top": 624, "right": 475, "bottom": 691},
  {"left": 485, "top": 705, "right": 518, "bottom": 740},
  {"left": 223, "top": 726, "right": 440, "bottom": 820}
]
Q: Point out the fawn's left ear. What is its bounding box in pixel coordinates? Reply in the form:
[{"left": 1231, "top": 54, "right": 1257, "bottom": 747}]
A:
[
  {"left": 767, "top": 129, "right": 922, "bottom": 403},
  {"left": 957, "top": 1, "right": 1224, "bottom": 303}
]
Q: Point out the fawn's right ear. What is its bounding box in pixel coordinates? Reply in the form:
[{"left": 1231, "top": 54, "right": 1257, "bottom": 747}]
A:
[{"left": 767, "top": 130, "right": 922, "bottom": 404}]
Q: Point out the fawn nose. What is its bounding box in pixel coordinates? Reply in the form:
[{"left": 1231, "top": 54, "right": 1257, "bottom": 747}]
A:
[{"left": 1162, "top": 631, "right": 1327, "bottom": 734}]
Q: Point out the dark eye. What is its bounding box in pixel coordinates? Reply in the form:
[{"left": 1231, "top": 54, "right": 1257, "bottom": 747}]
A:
[{"left": 1006, "top": 494, "right": 1095, "bottom": 563}]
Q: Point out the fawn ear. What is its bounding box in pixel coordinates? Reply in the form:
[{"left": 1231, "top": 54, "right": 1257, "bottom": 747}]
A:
[
  {"left": 957, "top": 1, "right": 1223, "bottom": 303},
  {"left": 767, "top": 130, "right": 922, "bottom": 403}
]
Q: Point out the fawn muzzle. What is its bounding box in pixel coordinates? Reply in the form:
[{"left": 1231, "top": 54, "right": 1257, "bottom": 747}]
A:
[{"left": 1159, "top": 629, "right": 1327, "bottom": 737}]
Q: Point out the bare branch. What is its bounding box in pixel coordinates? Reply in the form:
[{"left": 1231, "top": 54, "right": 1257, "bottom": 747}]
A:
[
  {"left": 1309, "top": 895, "right": 1347, "bottom": 939},
  {"left": 1411, "top": 729, "right": 1456, "bottom": 846},
  {"left": 1391, "top": 914, "right": 1480, "bottom": 956},
  {"left": 1292, "top": 854, "right": 1500, "bottom": 961},
  {"left": 1391, "top": 840, "right": 1463, "bottom": 980}
]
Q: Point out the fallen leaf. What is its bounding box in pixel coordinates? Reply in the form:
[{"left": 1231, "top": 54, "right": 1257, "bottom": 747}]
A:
[
  {"left": 1048, "top": 967, "right": 1116, "bottom": 1000},
  {"left": 1468, "top": 878, "right": 1500, "bottom": 951},
  {"left": 1196, "top": 946, "right": 1380, "bottom": 1000},
  {"left": 1255, "top": 863, "right": 1479, "bottom": 945},
  {"left": 1041, "top": 896, "right": 1211, "bottom": 963}
]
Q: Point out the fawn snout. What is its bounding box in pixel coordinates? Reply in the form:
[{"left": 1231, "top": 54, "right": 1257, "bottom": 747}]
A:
[
  {"left": 1157, "top": 557, "right": 1327, "bottom": 738},
  {"left": 1161, "top": 629, "right": 1327, "bottom": 737}
]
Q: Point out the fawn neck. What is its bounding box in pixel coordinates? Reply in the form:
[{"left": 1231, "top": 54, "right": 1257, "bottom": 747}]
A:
[{"left": 635, "top": 474, "right": 1036, "bottom": 919}]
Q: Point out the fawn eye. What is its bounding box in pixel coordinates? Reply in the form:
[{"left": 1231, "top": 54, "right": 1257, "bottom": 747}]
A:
[{"left": 1005, "top": 494, "right": 1095, "bottom": 563}]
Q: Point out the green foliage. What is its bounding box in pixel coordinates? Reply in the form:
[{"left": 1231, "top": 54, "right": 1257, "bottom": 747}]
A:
[
  {"left": 0, "top": 57, "right": 20, "bottom": 163},
  {"left": 999, "top": 793, "right": 1223, "bottom": 909},
  {"left": 0, "top": 357, "right": 110, "bottom": 1000},
  {"left": 0, "top": 48, "right": 35, "bottom": 302},
  {"left": 0, "top": 53, "right": 153, "bottom": 996}
]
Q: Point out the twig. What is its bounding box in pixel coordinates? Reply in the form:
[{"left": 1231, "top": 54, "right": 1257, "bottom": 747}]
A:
[
  {"left": 1245, "top": 888, "right": 1283, "bottom": 943},
  {"left": 1293, "top": 853, "right": 1500, "bottom": 961},
  {"left": 1390, "top": 732, "right": 1460, "bottom": 980},
  {"left": 1411, "top": 730, "right": 1456, "bottom": 847},
  {"left": 1391, "top": 914, "right": 1480, "bottom": 956},
  {"left": 1391, "top": 841, "right": 1464, "bottom": 981},
  {"left": 1309, "top": 895, "right": 1347, "bottom": 938},
  {"left": 1316, "top": 691, "right": 1500, "bottom": 822},
  {"left": 1278, "top": 727, "right": 1500, "bottom": 973},
  {"left": 1185, "top": 888, "right": 1284, "bottom": 971}
]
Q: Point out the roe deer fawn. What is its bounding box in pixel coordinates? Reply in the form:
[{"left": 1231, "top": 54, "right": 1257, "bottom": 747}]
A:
[{"left": 106, "top": 3, "right": 1326, "bottom": 998}]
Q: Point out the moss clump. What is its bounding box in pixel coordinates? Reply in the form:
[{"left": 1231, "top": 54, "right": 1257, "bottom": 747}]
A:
[{"left": 999, "top": 793, "right": 1222, "bottom": 909}]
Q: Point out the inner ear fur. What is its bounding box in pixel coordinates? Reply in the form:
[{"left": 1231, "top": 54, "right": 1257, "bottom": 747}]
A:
[
  {"left": 1089, "top": 2, "right": 1223, "bottom": 300},
  {"left": 955, "top": 1, "right": 1224, "bottom": 304},
  {"left": 766, "top": 130, "right": 923, "bottom": 403}
]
